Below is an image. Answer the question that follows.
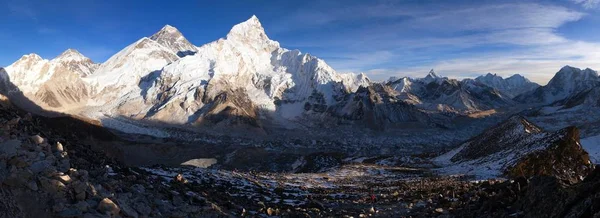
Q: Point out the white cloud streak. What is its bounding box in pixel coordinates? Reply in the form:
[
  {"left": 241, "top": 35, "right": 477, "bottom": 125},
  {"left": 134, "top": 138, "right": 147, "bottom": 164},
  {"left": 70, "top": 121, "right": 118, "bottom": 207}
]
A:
[
  {"left": 271, "top": 1, "right": 595, "bottom": 84},
  {"left": 571, "top": 0, "right": 600, "bottom": 9}
]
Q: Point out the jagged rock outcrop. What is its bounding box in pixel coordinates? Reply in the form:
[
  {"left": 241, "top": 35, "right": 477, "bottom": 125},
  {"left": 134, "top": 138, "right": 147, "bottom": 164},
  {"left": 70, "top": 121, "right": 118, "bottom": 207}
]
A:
[{"left": 435, "top": 116, "right": 594, "bottom": 182}]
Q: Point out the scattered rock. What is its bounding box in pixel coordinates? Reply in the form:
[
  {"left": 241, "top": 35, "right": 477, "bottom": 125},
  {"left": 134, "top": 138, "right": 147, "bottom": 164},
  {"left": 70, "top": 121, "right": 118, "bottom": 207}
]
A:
[
  {"left": 97, "top": 198, "right": 120, "bottom": 216},
  {"left": 57, "top": 208, "right": 83, "bottom": 218},
  {"left": 30, "top": 160, "right": 52, "bottom": 174},
  {"left": 30, "top": 135, "right": 45, "bottom": 144},
  {"left": 0, "top": 140, "right": 21, "bottom": 158},
  {"left": 27, "top": 180, "right": 39, "bottom": 191},
  {"left": 75, "top": 201, "right": 90, "bottom": 212},
  {"left": 39, "top": 178, "right": 66, "bottom": 195},
  {"left": 119, "top": 202, "right": 139, "bottom": 218},
  {"left": 56, "top": 174, "right": 72, "bottom": 183},
  {"left": 175, "top": 173, "right": 188, "bottom": 184},
  {"left": 133, "top": 201, "right": 151, "bottom": 216},
  {"left": 54, "top": 142, "right": 65, "bottom": 153}
]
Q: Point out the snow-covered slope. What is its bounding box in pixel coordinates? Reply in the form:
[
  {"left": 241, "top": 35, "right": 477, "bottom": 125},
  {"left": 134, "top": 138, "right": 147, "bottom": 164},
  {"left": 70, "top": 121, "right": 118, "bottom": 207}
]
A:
[
  {"left": 475, "top": 73, "right": 539, "bottom": 98},
  {"left": 388, "top": 70, "right": 514, "bottom": 113},
  {"left": 92, "top": 15, "right": 371, "bottom": 127},
  {"left": 516, "top": 66, "right": 600, "bottom": 104},
  {"left": 149, "top": 25, "right": 198, "bottom": 57},
  {"left": 582, "top": 135, "right": 600, "bottom": 164},
  {"left": 1, "top": 49, "right": 97, "bottom": 110}
]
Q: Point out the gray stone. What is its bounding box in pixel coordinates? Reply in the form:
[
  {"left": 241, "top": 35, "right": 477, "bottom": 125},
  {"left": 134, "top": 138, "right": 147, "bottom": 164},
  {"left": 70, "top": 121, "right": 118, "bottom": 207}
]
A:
[
  {"left": 30, "top": 160, "right": 52, "bottom": 174},
  {"left": 133, "top": 201, "right": 151, "bottom": 216},
  {"left": 4, "top": 170, "right": 32, "bottom": 187},
  {"left": 39, "top": 178, "right": 66, "bottom": 195},
  {"left": 27, "top": 180, "right": 38, "bottom": 191},
  {"left": 53, "top": 202, "right": 66, "bottom": 212},
  {"left": 76, "top": 192, "right": 87, "bottom": 201},
  {"left": 73, "top": 181, "right": 87, "bottom": 194},
  {"left": 57, "top": 208, "right": 83, "bottom": 218},
  {"left": 82, "top": 212, "right": 110, "bottom": 218},
  {"left": 0, "top": 161, "right": 8, "bottom": 183},
  {"left": 75, "top": 201, "right": 90, "bottom": 212},
  {"left": 30, "top": 135, "right": 45, "bottom": 144},
  {"left": 0, "top": 140, "right": 21, "bottom": 158},
  {"left": 119, "top": 202, "right": 139, "bottom": 218},
  {"left": 58, "top": 159, "right": 70, "bottom": 172}
]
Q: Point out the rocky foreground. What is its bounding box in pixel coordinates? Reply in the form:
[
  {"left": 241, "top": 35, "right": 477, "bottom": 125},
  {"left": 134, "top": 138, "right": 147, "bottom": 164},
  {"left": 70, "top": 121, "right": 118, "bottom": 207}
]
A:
[{"left": 0, "top": 96, "right": 599, "bottom": 218}]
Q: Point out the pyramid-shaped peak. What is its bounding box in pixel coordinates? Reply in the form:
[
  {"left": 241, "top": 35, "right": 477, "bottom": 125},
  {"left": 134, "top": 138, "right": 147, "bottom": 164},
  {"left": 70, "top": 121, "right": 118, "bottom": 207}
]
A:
[
  {"left": 428, "top": 69, "right": 440, "bottom": 78},
  {"left": 150, "top": 24, "right": 183, "bottom": 40},
  {"left": 54, "top": 49, "right": 88, "bottom": 62},
  {"left": 160, "top": 24, "right": 179, "bottom": 33},
  {"left": 226, "top": 15, "right": 272, "bottom": 43},
  {"left": 148, "top": 25, "right": 197, "bottom": 56}
]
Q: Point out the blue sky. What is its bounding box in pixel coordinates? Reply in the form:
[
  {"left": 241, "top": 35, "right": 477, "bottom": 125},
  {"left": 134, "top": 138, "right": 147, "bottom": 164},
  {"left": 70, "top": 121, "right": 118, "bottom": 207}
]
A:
[{"left": 1, "top": 0, "right": 599, "bottom": 84}]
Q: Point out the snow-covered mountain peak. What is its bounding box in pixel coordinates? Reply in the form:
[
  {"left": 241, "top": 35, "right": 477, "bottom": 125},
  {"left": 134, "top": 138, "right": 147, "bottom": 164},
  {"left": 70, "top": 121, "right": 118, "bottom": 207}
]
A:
[
  {"left": 427, "top": 69, "right": 439, "bottom": 78},
  {"left": 53, "top": 49, "right": 89, "bottom": 63},
  {"left": 12, "top": 53, "right": 44, "bottom": 66},
  {"left": 226, "top": 15, "right": 279, "bottom": 48},
  {"left": 421, "top": 69, "right": 445, "bottom": 84},
  {"left": 149, "top": 25, "right": 198, "bottom": 56},
  {"left": 475, "top": 73, "right": 539, "bottom": 98},
  {"left": 550, "top": 66, "right": 599, "bottom": 86},
  {"left": 158, "top": 24, "right": 178, "bottom": 33},
  {"left": 506, "top": 74, "right": 526, "bottom": 81}
]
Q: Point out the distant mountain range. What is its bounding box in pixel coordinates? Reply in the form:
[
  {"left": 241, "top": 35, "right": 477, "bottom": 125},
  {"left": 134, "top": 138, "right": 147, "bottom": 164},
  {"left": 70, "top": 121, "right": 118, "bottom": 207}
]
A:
[{"left": 1, "top": 15, "right": 599, "bottom": 135}]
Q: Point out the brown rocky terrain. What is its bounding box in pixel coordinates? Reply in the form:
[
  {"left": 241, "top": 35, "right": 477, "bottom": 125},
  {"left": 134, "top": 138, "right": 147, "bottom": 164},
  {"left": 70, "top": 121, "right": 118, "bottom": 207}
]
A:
[{"left": 0, "top": 94, "right": 598, "bottom": 217}]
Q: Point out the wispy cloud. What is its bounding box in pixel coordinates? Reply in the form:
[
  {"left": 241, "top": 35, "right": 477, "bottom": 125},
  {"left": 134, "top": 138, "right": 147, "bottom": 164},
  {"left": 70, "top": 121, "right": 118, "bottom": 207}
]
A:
[
  {"left": 270, "top": 1, "right": 593, "bottom": 84},
  {"left": 571, "top": 0, "right": 600, "bottom": 9}
]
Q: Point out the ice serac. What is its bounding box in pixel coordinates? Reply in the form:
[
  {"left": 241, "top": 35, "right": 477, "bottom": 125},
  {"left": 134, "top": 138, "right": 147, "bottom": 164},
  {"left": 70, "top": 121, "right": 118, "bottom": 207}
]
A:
[
  {"left": 1, "top": 50, "right": 97, "bottom": 111},
  {"left": 435, "top": 116, "right": 593, "bottom": 182},
  {"left": 475, "top": 73, "right": 540, "bottom": 98},
  {"left": 515, "top": 66, "right": 600, "bottom": 104},
  {"left": 149, "top": 25, "right": 198, "bottom": 57}
]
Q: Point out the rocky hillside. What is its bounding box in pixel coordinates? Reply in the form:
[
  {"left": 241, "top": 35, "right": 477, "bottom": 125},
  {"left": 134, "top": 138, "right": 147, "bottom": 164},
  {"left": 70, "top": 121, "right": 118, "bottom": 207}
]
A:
[
  {"left": 0, "top": 96, "right": 231, "bottom": 217},
  {"left": 434, "top": 116, "right": 594, "bottom": 182}
]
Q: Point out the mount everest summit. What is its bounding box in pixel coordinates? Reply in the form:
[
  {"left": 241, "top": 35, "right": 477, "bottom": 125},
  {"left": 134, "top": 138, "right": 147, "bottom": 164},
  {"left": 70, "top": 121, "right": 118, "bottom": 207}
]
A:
[{"left": 1, "top": 15, "right": 599, "bottom": 135}]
